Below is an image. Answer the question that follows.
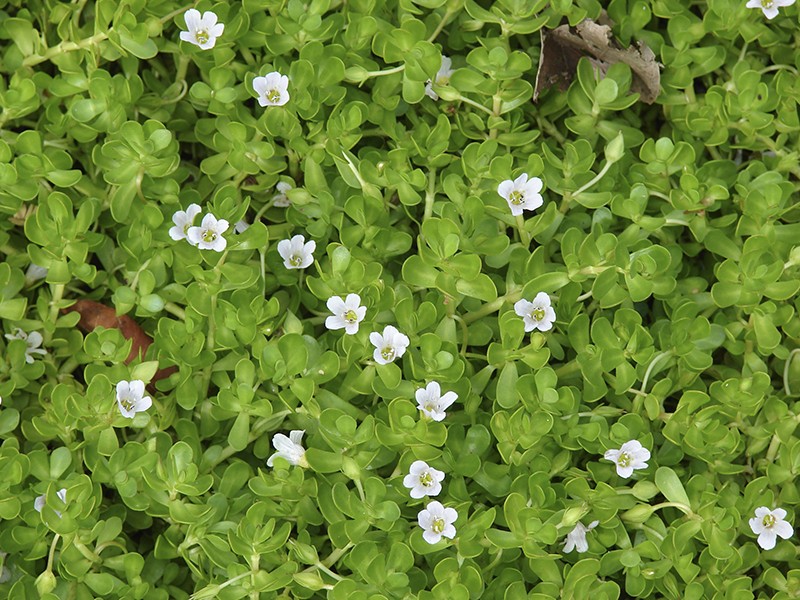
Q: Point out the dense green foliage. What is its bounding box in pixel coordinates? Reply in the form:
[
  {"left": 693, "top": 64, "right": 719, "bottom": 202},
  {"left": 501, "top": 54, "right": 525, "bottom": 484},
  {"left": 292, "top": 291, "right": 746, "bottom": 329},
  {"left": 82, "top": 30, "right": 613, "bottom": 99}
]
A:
[{"left": 2, "top": 0, "right": 800, "bottom": 598}]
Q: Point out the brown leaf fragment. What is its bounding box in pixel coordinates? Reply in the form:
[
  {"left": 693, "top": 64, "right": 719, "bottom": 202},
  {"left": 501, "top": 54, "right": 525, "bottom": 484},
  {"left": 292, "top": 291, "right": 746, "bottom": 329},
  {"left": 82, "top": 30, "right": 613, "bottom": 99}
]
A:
[
  {"left": 534, "top": 15, "right": 661, "bottom": 104},
  {"left": 64, "top": 299, "right": 176, "bottom": 384}
]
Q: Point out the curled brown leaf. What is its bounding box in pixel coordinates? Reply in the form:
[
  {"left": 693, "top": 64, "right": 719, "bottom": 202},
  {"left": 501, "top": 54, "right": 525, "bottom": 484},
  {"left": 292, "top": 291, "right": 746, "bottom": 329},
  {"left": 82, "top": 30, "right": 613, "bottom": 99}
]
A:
[
  {"left": 64, "top": 299, "right": 176, "bottom": 384},
  {"left": 534, "top": 15, "right": 661, "bottom": 104}
]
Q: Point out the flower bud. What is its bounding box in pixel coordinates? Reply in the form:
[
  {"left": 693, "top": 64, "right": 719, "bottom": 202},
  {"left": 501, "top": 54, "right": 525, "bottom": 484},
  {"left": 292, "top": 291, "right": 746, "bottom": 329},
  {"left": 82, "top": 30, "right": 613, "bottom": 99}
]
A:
[
  {"left": 344, "top": 66, "right": 369, "bottom": 84},
  {"left": 290, "top": 541, "right": 319, "bottom": 565},
  {"left": 292, "top": 571, "right": 327, "bottom": 591},
  {"left": 36, "top": 570, "right": 56, "bottom": 595},
  {"left": 605, "top": 133, "right": 625, "bottom": 164},
  {"left": 621, "top": 504, "right": 655, "bottom": 524},
  {"left": 559, "top": 506, "right": 587, "bottom": 529}
]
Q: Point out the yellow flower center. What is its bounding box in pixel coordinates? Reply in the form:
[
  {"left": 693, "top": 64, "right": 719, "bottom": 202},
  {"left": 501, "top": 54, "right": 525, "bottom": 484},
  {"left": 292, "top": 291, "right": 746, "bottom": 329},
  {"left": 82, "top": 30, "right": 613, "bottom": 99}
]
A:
[
  {"left": 509, "top": 190, "right": 524, "bottom": 205},
  {"left": 617, "top": 452, "right": 632, "bottom": 468},
  {"left": 344, "top": 310, "right": 358, "bottom": 324},
  {"left": 195, "top": 30, "right": 210, "bottom": 45},
  {"left": 762, "top": 514, "right": 776, "bottom": 528},
  {"left": 435, "top": 75, "right": 451, "bottom": 86},
  {"left": 431, "top": 517, "right": 445, "bottom": 533},
  {"left": 761, "top": 0, "right": 774, "bottom": 6},
  {"left": 289, "top": 254, "right": 303, "bottom": 267},
  {"left": 267, "top": 89, "right": 282, "bottom": 103},
  {"left": 381, "top": 346, "right": 395, "bottom": 361},
  {"left": 202, "top": 229, "right": 217, "bottom": 243},
  {"left": 530, "top": 307, "right": 545, "bottom": 321},
  {"left": 119, "top": 395, "right": 135, "bottom": 412},
  {"left": 419, "top": 472, "right": 433, "bottom": 487}
]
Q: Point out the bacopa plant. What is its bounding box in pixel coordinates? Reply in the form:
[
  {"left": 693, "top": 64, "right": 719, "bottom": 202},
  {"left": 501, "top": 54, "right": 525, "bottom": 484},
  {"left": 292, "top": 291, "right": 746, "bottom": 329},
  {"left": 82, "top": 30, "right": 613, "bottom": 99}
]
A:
[{"left": 1, "top": 0, "right": 799, "bottom": 598}]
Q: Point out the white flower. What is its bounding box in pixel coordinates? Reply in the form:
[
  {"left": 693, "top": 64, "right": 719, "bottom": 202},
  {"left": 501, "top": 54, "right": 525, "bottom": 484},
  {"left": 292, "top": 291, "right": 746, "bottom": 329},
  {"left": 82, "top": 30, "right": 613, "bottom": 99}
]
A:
[
  {"left": 403, "top": 460, "right": 445, "bottom": 499},
  {"left": 267, "top": 430, "right": 308, "bottom": 467},
  {"left": 180, "top": 9, "right": 224, "bottom": 49},
  {"left": 253, "top": 72, "right": 290, "bottom": 107},
  {"left": 497, "top": 173, "right": 544, "bottom": 217},
  {"left": 749, "top": 507, "right": 793, "bottom": 550},
  {"left": 34, "top": 488, "right": 67, "bottom": 517},
  {"left": 325, "top": 294, "right": 367, "bottom": 335},
  {"left": 187, "top": 213, "right": 229, "bottom": 252},
  {"left": 424, "top": 56, "right": 455, "bottom": 101},
  {"left": 169, "top": 203, "right": 202, "bottom": 242},
  {"left": 514, "top": 292, "right": 557, "bottom": 333},
  {"left": 277, "top": 235, "right": 316, "bottom": 269},
  {"left": 415, "top": 381, "right": 458, "bottom": 422},
  {"left": 25, "top": 263, "right": 48, "bottom": 285},
  {"left": 234, "top": 220, "right": 249, "bottom": 234},
  {"left": 418, "top": 501, "right": 458, "bottom": 544},
  {"left": 369, "top": 325, "right": 410, "bottom": 365},
  {"left": 5, "top": 328, "right": 46, "bottom": 364},
  {"left": 745, "top": 0, "right": 795, "bottom": 19},
  {"left": 604, "top": 440, "right": 651, "bottom": 478},
  {"left": 562, "top": 520, "right": 599, "bottom": 553},
  {"left": 272, "top": 181, "right": 292, "bottom": 207},
  {"left": 116, "top": 380, "right": 152, "bottom": 419}
]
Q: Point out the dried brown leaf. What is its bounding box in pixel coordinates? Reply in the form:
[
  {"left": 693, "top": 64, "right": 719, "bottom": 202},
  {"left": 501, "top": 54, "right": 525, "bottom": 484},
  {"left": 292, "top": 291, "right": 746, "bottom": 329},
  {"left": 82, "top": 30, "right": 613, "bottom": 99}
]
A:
[
  {"left": 534, "top": 15, "right": 661, "bottom": 104},
  {"left": 64, "top": 299, "right": 176, "bottom": 384}
]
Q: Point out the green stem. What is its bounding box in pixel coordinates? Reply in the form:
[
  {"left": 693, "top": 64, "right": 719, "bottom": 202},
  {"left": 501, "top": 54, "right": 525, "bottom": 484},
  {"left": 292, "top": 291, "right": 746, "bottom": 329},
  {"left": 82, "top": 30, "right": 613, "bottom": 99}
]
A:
[
  {"left": 164, "top": 302, "right": 187, "bottom": 320},
  {"left": 22, "top": 32, "right": 108, "bottom": 67},
  {"left": 515, "top": 214, "right": 531, "bottom": 247},
  {"left": 652, "top": 501, "right": 693, "bottom": 515},
  {"left": 784, "top": 348, "right": 800, "bottom": 396},
  {"left": 572, "top": 159, "right": 615, "bottom": 198},
  {"left": 638, "top": 351, "right": 672, "bottom": 395},
  {"left": 426, "top": 9, "right": 455, "bottom": 43},
  {"left": 462, "top": 292, "right": 520, "bottom": 324},
  {"left": 423, "top": 169, "right": 437, "bottom": 222},
  {"left": 46, "top": 534, "right": 61, "bottom": 573},
  {"left": 455, "top": 93, "right": 494, "bottom": 116},
  {"left": 45, "top": 284, "right": 65, "bottom": 344}
]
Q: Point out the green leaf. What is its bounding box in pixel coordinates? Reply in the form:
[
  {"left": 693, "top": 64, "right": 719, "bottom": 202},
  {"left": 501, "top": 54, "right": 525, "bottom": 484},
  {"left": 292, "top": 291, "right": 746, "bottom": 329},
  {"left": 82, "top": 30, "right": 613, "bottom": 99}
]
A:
[{"left": 654, "top": 467, "right": 692, "bottom": 510}]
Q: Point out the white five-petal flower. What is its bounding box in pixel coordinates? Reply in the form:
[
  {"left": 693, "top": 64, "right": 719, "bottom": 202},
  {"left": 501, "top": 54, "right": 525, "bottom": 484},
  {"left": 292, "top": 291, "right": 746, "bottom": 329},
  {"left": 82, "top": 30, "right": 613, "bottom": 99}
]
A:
[
  {"left": 277, "top": 235, "right": 316, "bottom": 269},
  {"left": 497, "top": 173, "right": 544, "bottom": 217},
  {"left": 116, "top": 380, "right": 153, "bottom": 419},
  {"left": 418, "top": 501, "right": 458, "bottom": 544},
  {"left": 325, "top": 294, "right": 367, "bottom": 335},
  {"left": 180, "top": 9, "right": 224, "bottom": 50},
  {"left": 369, "top": 325, "right": 410, "bottom": 365},
  {"left": 253, "top": 72, "right": 290, "bottom": 107},
  {"left": 424, "top": 56, "right": 455, "bottom": 101},
  {"left": 562, "top": 520, "right": 599, "bottom": 553},
  {"left": 187, "top": 213, "right": 229, "bottom": 252},
  {"left": 5, "top": 328, "right": 46, "bottom": 364},
  {"left": 169, "top": 203, "right": 202, "bottom": 242},
  {"left": 604, "top": 440, "right": 650, "bottom": 478},
  {"left": 267, "top": 430, "right": 308, "bottom": 467},
  {"left": 514, "top": 292, "right": 557, "bottom": 332},
  {"left": 415, "top": 381, "right": 458, "bottom": 422},
  {"left": 34, "top": 488, "right": 68, "bottom": 517},
  {"left": 749, "top": 507, "right": 793, "bottom": 550},
  {"left": 403, "top": 460, "right": 445, "bottom": 499},
  {"left": 745, "top": 0, "right": 795, "bottom": 20},
  {"left": 272, "top": 181, "right": 293, "bottom": 207}
]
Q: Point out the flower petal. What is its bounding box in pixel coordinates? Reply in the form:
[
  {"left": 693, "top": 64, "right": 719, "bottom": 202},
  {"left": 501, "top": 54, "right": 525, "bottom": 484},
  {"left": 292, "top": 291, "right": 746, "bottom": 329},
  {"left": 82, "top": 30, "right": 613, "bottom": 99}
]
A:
[{"left": 184, "top": 9, "right": 201, "bottom": 29}]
